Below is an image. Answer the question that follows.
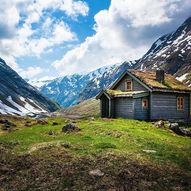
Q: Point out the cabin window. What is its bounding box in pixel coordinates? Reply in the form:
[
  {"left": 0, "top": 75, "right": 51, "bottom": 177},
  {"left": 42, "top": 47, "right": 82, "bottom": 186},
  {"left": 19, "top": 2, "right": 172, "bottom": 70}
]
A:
[
  {"left": 125, "top": 80, "right": 132, "bottom": 91},
  {"left": 177, "top": 97, "right": 184, "bottom": 111},
  {"left": 142, "top": 99, "right": 148, "bottom": 109}
]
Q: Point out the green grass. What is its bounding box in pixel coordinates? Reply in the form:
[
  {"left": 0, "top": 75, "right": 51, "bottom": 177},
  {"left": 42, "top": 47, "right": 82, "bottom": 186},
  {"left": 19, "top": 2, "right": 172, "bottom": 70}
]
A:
[{"left": 0, "top": 117, "right": 191, "bottom": 173}]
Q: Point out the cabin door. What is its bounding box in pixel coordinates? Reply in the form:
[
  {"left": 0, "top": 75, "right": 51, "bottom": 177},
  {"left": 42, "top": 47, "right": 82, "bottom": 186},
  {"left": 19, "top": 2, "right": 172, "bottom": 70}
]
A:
[{"left": 101, "top": 95, "right": 110, "bottom": 118}]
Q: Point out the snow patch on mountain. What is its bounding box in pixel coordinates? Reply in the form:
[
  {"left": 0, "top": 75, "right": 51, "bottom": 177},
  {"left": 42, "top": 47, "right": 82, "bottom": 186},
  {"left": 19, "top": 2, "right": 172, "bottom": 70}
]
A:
[
  {"left": 0, "top": 96, "right": 47, "bottom": 116},
  {"left": 0, "top": 58, "right": 59, "bottom": 116},
  {"left": 176, "top": 73, "right": 189, "bottom": 82}
]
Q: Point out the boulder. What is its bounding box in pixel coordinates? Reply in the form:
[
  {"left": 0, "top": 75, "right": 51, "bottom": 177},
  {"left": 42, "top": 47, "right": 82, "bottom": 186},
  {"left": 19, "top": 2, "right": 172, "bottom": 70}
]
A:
[
  {"left": 0, "top": 119, "right": 9, "bottom": 124},
  {"left": 37, "top": 119, "right": 48, "bottom": 125},
  {"left": 1, "top": 126, "right": 9, "bottom": 131},
  {"left": 169, "top": 123, "right": 191, "bottom": 137},
  {"left": 89, "top": 169, "right": 104, "bottom": 177},
  {"left": 61, "top": 123, "right": 80, "bottom": 133},
  {"left": 52, "top": 122, "right": 60, "bottom": 126},
  {"left": 0, "top": 119, "right": 16, "bottom": 131},
  {"left": 48, "top": 130, "right": 55, "bottom": 136},
  {"left": 169, "top": 123, "right": 179, "bottom": 129},
  {"left": 61, "top": 143, "right": 71, "bottom": 148},
  {"left": 154, "top": 120, "right": 165, "bottom": 128},
  {"left": 181, "top": 129, "right": 191, "bottom": 137}
]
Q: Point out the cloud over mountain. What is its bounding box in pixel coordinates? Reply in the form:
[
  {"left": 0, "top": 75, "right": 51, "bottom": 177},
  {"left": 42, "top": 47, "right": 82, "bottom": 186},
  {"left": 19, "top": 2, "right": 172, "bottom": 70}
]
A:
[{"left": 53, "top": 0, "right": 191, "bottom": 75}]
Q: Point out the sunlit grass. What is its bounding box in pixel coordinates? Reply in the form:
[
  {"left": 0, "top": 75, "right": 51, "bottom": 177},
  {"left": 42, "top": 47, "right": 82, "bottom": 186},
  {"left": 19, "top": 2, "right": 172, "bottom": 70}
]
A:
[{"left": 0, "top": 117, "right": 191, "bottom": 173}]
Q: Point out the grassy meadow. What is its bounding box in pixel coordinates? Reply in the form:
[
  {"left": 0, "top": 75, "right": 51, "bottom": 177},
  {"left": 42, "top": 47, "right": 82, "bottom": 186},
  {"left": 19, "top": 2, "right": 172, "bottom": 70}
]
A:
[{"left": 0, "top": 116, "right": 191, "bottom": 190}]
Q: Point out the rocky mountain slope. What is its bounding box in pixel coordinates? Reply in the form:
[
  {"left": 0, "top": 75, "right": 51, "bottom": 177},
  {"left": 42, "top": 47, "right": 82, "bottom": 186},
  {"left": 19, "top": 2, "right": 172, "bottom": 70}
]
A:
[
  {"left": 39, "top": 63, "right": 133, "bottom": 107},
  {"left": 135, "top": 16, "right": 191, "bottom": 87},
  {"left": 0, "top": 58, "right": 59, "bottom": 115}
]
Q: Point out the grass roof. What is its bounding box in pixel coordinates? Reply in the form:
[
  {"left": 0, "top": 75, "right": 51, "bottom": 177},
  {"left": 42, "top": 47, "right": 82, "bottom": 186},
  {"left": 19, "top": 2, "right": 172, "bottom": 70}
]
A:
[
  {"left": 131, "top": 70, "right": 191, "bottom": 91},
  {"left": 106, "top": 89, "right": 146, "bottom": 96}
]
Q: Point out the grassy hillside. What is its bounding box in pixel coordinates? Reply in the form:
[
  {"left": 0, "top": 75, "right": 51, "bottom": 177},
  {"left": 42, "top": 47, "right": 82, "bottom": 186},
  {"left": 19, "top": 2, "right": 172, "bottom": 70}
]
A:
[
  {"left": 54, "top": 98, "right": 100, "bottom": 119},
  {"left": 0, "top": 116, "right": 191, "bottom": 190}
]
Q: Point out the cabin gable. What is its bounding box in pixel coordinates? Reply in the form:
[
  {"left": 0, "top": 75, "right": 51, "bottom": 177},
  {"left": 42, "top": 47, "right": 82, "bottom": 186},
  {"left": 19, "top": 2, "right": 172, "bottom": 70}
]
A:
[{"left": 111, "top": 73, "right": 149, "bottom": 92}]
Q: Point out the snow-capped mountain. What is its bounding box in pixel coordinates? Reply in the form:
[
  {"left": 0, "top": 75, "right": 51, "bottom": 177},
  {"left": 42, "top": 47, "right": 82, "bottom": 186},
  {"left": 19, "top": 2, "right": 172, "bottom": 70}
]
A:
[
  {"left": 36, "top": 16, "right": 191, "bottom": 108},
  {"left": 135, "top": 16, "right": 191, "bottom": 87},
  {"left": 0, "top": 58, "right": 59, "bottom": 115},
  {"left": 39, "top": 62, "right": 133, "bottom": 107},
  {"left": 78, "top": 61, "right": 134, "bottom": 102},
  {"left": 28, "top": 79, "right": 52, "bottom": 89}
]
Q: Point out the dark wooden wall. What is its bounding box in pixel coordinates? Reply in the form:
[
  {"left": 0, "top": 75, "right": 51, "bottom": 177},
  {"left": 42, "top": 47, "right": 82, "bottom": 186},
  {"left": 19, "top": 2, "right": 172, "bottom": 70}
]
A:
[
  {"left": 113, "top": 74, "right": 147, "bottom": 92},
  {"left": 150, "top": 92, "right": 190, "bottom": 121},
  {"left": 134, "top": 97, "right": 149, "bottom": 120},
  {"left": 114, "top": 97, "right": 134, "bottom": 118}
]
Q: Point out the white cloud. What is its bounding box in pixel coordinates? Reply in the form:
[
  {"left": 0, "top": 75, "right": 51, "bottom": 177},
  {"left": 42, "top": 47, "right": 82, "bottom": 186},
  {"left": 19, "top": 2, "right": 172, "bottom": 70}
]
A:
[
  {"left": 19, "top": 66, "right": 44, "bottom": 79},
  {"left": 53, "top": 0, "right": 191, "bottom": 75},
  {"left": 0, "top": 0, "right": 88, "bottom": 77},
  {"left": 59, "top": 0, "right": 89, "bottom": 18}
]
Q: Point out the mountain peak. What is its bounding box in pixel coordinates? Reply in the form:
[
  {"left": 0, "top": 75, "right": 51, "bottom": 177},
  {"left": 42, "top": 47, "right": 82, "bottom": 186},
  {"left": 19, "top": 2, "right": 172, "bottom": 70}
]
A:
[{"left": 135, "top": 16, "right": 191, "bottom": 87}]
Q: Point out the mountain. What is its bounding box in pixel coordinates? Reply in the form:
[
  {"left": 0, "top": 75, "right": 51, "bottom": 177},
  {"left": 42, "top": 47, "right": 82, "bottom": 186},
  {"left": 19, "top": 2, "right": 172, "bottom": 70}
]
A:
[
  {"left": 0, "top": 58, "right": 59, "bottom": 115},
  {"left": 36, "top": 16, "right": 191, "bottom": 108},
  {"left": 78, "top": 61, "right": 134, "bottom": 102},
  {"left": 27, "top": 79, "right": 53, "bottom": 89},
  {"left": 53, "top": 98, "right": 99, "bottom": 119},
  {"left": 135, "top": 16, "right": 191, "bottom": 87},
  {"left": 39, "top": 63, "right": 133, "bottom": 108}
]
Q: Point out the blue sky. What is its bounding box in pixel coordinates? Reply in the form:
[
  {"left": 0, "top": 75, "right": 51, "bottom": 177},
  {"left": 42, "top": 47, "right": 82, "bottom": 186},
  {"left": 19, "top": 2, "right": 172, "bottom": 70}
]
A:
[
  {"left": 14, "top": 0, "right": 111, "bottom": 80},
  {"left": 0, "top": 0, "right": 191, "bottom": 81}
]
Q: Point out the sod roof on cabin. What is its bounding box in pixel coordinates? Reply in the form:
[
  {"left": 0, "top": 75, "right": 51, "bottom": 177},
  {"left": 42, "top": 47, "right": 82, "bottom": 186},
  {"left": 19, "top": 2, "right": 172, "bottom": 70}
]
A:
[
  {"left": 131, "top": 70, "right": 191, "bottom": 92},
  {"left": 106, "top": 90, "right": 146, "bottom": 96}
]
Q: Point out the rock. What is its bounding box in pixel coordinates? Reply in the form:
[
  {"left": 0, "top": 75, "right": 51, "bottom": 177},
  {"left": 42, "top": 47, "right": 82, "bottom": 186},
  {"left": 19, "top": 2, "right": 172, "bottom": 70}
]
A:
[
  {"left": 169, "top": 124, "right": 191, "bottom": 137},
  {"left": 89, "top": 169, "right": 104, "bottom": 177},
  {"left": 154, "top": 120, "right": 165, "bottom": 128},
  {"left": 181, "top": 129, "right": 191, "bottom": 137},
  {"left": 143, "top": 150, "right": 156, "bottom": 153},
  {"left": 169, "top": 123, "right": 179, "bottom": 129},
  {"left": 0, "top": 119, "right": 9, "bottom": 124},
  {"left": 37, "top": 119, "right": 48, "bottom": 125},
  {"left": 48, "top": 130, "right": 55, "bottom": 136},
  {"left": 0, "top": 119, "right": 16, "bottom": 130},
  {"left": 1, "top": 126, "right": 8, "bottom": 131},
  {"left": 3, "top": 124, "right": 11, "bottom": 129},
  {"left": 62, "top": 123, "right": 81, "bottom": 133},
  {"left": 25, "top": 123, "right": 32, "bottom": 127},
  {"left": 24, "top": 121, "right": 33, "bottom": 127},
  {"left": 52, "top": 122, "right": 60, "bottom": 126},
  {"left": 61, "top": 143, "right": 71, "bottom": 148}
]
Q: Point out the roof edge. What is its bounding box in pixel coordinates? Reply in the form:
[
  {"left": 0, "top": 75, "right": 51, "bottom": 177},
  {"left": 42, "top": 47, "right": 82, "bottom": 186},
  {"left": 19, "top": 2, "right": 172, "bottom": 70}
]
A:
[
  {"left": 110, "top": 70, "right": 152, "bottom": 92},
  {"left": 96, "top": 90, "right": 111, "bottom": 100}
]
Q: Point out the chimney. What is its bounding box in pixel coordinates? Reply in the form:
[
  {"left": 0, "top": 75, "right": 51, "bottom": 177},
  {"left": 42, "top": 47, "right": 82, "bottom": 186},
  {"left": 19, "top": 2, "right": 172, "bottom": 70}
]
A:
[{"left": 156, "top": 70, "right": 165, "bottom": 83}]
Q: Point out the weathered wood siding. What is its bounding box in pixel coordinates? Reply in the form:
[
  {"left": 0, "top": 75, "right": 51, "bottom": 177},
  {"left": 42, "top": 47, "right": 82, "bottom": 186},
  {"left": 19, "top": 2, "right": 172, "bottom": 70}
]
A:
[
  {"left": 113, "top": 74, "right": 147, "bottom": 91},
  {"left": 100, "top": 95, "right": 109, "bottom": 118},
  {"left": 150, "top": 92, "right": 189, "bottom": 121},
  {"left": 134, "top": 97, "right": 149, "bottom": 120},
  {"left": 114, "top": 97, "right": 134, "bottom": 118}
]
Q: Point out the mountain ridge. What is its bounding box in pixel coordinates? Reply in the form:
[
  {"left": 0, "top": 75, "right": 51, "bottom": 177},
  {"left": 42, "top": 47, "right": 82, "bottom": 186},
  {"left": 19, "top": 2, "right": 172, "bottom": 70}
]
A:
[{"left": 0, "top": 58, "right": 59, "bottom": 115}]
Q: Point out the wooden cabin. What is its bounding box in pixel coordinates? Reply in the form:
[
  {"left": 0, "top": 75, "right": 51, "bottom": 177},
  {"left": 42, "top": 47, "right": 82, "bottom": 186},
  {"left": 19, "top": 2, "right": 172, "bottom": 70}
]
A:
[{"left": 96, "top": 70, "right": 191, "bottom": 122}]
